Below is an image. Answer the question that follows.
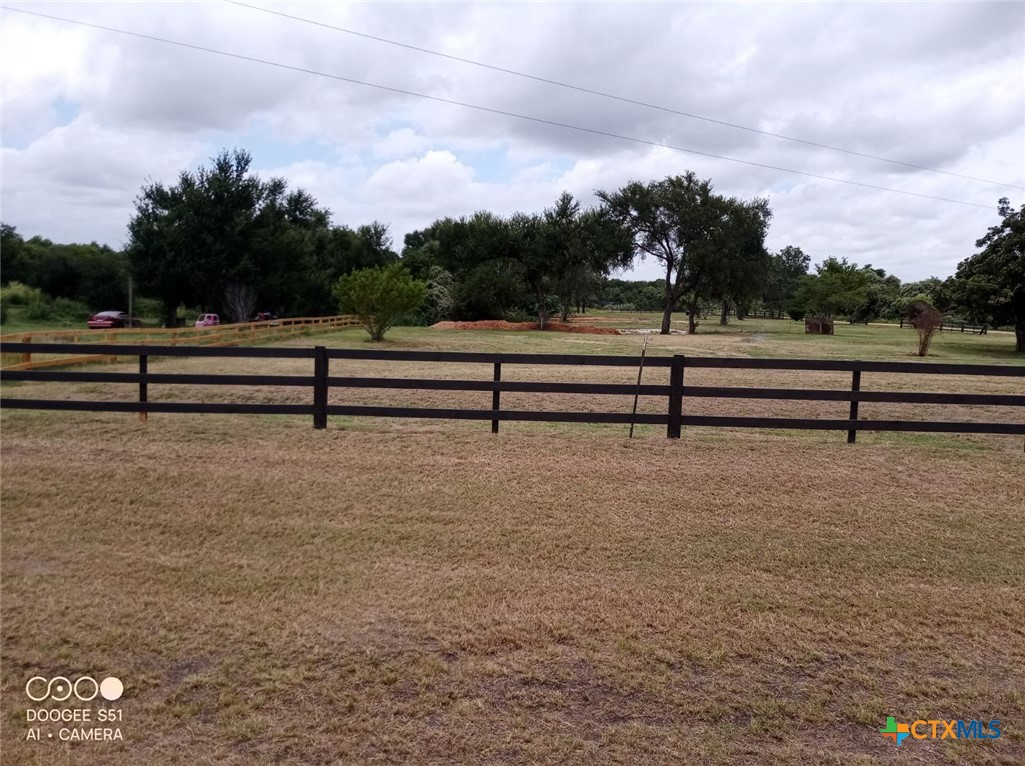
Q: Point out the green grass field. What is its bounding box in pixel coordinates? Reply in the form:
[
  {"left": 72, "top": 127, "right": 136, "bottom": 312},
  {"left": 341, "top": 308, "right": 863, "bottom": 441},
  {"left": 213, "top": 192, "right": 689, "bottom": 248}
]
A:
[
  {"left": 2, "top": 317, "right": 1023, "bottom": 764},
  {"left": 369, "top": 314, "right": 1023, "bottom": 364},
  {"left": 0, "top": 304, "right": 156, "bottom": 336}
]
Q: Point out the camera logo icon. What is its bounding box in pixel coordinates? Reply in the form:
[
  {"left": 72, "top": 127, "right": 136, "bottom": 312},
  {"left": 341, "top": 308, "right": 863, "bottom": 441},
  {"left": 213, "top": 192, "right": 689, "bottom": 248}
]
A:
[{"left": 25, "top": 676, "right": 123, "bottom": 702}]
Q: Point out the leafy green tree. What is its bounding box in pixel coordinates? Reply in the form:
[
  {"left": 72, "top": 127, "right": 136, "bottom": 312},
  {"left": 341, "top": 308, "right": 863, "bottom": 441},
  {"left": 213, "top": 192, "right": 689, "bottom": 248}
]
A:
[
  {"left": 597, "top": 173, "right": 719, "bottom": 334},
  {"left": 598, "top": 174, "right": 768, "bottom": 334},
  {"left": 899, "top": 278, "right": 942, "bottom": 312},
  {"left": 509, "top": 193, "right": 587, "bottom": 326},
  {"left": 355, "top": 222, "right": 399, "bottom": 264},
  {"left": 792, "top": 257, "right": 871, "bottom": 318},
  {"left": 419, "top": 266, "right": 456, "bottom": 324},
  {"left": 1, "top": 224, "right": 26, "bottom": 285},
  {"left": 596, "top": 279, "right": 664, "bottom": 311},
  {"left": 245, "top": 182, "right": 331, "bottom": 315},
  {"left": 453, "top": 259, "right": 530, "bottom": 320},
  {"left": 763, "top": 245, "right": 810, "bottom": 318},
  {"left": 400, "top": 238, "right": 442, "bottom": 282},
  {"left": 402, "top": 214, "right": 532, "bottom": 321},
  {"left": 943, "top": 198, "right": 1025, "bottom": 352},
  {"left": 413, "top": 214, "right": 490, "bottom": 277},
  {"left": 706, "top": 196, "right": 772, "bottom": 324},
  {"left": 473, "top": 193, "right": 636, "bottom": 327},
  {"left": 542, "top": 192, "right": 583, "bottom": 322},
  {"left": 902, "top": 277, "right": 942, "bottom": 297},
  {"left": 849, "top": 266, "right": 902, "bottom": 323},
  {"left": 785, "top": 302, "right": 806, "bottom": 322},
  {"left": 297, "top": 221, "right": 399, "bottom": 315},
  {"left": 5, "top": 231, "right": 130, "bottom": 309},
  {"left": 35, "top": 249, "right": 81, "bottom": 299},
  {"left": 127, "top": 149, "right": 332, "bottom": 326},
  {"left": 334, "top": 263, "right": 426, "bottom": 341},
  {"left": 631, "top": 283, "right": 664, "bottom": 311},
  {"left": 505, "top": 211, "right": 552, "bottom": 326},
  {"left": 554, "top": 204, "right": 634, "bottom": 319}
]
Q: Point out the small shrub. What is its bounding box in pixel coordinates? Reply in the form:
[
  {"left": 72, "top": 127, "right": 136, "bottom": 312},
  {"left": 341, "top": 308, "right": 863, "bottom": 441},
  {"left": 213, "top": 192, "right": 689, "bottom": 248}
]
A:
[
  {"left": 0, "top": 282, "right": 42, "bottom": 306},
  {"left": 421, "top": 267, "right": 455, "bottom": 325},
  {"left": 395, "top": 313, "right": 431, "bottom": 327},
  {"left": 503, "top": 308, "right": 533, "bottom": 324},
  {"left": 52, "top": 297, "right": 91, "bottom": 321},
  {"left": 133, "top": 297, "right": 163, "bottom": 322},
  {"left": 25, "top": 294, "right": 55, "bottom": 320},
  {"left": 335, "top": 264, "right": 427, "bottom": 342},
  {"left": 905, "top": 300, "right": 942, "bottom": 357},
  {"left": 24, "top": 294, "right": 91, "bottom": 322}
]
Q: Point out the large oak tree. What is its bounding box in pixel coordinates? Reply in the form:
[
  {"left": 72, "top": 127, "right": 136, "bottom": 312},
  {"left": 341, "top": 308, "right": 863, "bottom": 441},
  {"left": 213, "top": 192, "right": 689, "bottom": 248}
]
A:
[
  {"left": 597, "top": 173, "right": 771, "bottom": 334},
  {"left": 944, "top": 198, "right": 1025, "bottom": 352},
  {"left": 126, "top": 149, "right": 333, "bottom": 326}
]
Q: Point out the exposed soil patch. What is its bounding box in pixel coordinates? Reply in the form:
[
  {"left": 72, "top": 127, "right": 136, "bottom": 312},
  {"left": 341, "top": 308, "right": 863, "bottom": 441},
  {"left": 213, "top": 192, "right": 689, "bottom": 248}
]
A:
[{"left": 432, "top": 320, "right": 620, "bottom": 335}]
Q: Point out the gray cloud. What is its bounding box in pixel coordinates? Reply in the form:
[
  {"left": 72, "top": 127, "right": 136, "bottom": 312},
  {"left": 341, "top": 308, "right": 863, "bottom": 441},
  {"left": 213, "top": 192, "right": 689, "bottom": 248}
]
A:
[{"left": 1, "top": 1, "right": 1022, "bottom": 282}]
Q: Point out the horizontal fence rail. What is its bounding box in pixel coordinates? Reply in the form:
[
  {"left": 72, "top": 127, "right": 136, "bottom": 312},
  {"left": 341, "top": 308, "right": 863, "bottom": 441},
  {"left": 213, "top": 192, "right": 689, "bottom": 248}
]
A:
[
  {"left": 1, "top": 343, "right": 1023, "bottom": 443},
  {"left": 0, "top": 315, "right": 362, "bottom": 371}
]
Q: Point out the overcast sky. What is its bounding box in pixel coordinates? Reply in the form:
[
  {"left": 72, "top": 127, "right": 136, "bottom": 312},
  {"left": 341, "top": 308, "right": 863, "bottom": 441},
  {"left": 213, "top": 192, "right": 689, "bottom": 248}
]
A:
[{"left": 2, "top": 1, "right": 1023, "bottom": 282}]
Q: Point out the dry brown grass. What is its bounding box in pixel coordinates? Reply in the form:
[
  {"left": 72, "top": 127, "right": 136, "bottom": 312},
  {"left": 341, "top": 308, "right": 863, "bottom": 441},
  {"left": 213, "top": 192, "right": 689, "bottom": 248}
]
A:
[
  {"left": 2, "top": 324, "right": 1024, "bottom": 764},
  {"left": 2, "top": 407, "right": 1024, "bottom": 765}
]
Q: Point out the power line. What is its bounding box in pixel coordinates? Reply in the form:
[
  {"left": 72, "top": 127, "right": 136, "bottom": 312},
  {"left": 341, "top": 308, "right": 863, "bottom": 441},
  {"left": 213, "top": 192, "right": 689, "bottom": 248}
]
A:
[
  {"left": 0, "top": 5, "right": 997, "bottom": 209},
  {"left": 227, "top": 0, "right": 1024, "bottom": 192}
]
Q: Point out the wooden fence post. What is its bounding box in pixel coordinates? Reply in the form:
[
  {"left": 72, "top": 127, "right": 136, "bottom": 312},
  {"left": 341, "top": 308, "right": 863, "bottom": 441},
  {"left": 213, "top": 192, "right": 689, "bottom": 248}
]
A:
[
  {"left": 847, "top": 368, "right": 861, "bottom": 444},
  {"left": 313, "top": 346, "right": 328, "bottom": 429},
  {"left": 667, "top": 354, "right": 685, "bottom": 439},
  {"left": 138, "top": 353, "right": 148, "bottom": 422},
  {"left": 492, "top": 362, "right": 501, "bottom": 434}
]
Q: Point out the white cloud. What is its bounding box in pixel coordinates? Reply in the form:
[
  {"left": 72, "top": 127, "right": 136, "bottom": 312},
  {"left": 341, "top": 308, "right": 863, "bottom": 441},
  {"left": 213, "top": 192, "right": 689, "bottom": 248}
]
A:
[
  {"left": 1, "top": 113, "right": 205, "bottom": 246},
  {"left": 366, "top": 150, "right": 474, "bottom": 202},
  {"left": 372, "top": 128, "right": 433, "bottom": 160}
]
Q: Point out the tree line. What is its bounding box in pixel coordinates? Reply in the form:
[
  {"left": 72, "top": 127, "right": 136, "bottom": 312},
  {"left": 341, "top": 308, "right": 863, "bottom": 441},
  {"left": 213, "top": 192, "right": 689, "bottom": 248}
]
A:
[{"left": 1, "top": 148, "right": 1021, "bottom": 351}]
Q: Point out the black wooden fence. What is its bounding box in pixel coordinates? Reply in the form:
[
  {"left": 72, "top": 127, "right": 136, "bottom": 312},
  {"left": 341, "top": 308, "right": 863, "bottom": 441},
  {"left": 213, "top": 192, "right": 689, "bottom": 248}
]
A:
[{"left": 2, "top": 342, "right": 1024, "bottom": 443}]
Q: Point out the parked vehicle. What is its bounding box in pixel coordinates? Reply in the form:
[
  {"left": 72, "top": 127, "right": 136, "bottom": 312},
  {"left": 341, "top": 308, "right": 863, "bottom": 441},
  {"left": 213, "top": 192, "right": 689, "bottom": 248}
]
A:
[
  {"left": 87, "top": 311, "right": 142, "bottom": 329},
  {"left": 252, "top": 312, "right": 278, "bottom": 322},
  {"left": 195, "top": 313, "right": 221, "bottom": 327}
]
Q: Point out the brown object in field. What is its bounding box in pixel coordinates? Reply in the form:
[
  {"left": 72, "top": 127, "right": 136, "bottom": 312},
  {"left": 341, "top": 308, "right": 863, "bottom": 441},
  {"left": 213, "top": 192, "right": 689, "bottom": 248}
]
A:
[
  {"left": 904, "top": 300, "right": 943, "bottom": 356},
  {"left": 431, "top": 320, "right": 620, "bottom": 335},
  {"left": 904, "top": 300, "right": 940, "bottom": 330},
  {"left": 804, "top": 316, "right": 834, "bottom": 335}
]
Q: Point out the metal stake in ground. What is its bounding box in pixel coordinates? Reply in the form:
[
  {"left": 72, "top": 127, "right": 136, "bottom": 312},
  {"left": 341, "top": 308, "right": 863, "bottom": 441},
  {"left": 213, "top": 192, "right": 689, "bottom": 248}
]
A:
[{"left": 628, "top": 335, "right": 648, "bottom": 439}]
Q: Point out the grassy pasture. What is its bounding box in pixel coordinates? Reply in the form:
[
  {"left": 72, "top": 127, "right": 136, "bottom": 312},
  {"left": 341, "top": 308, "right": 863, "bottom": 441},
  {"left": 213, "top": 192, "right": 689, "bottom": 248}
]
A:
[{"left": 1, "top": 318, "right": 1024, "bottom": 764}]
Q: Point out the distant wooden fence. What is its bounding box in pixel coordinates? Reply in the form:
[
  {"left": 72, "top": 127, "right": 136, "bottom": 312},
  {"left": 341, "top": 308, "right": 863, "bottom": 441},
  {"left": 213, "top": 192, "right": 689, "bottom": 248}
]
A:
[
  {"left": 0, "top": 316, "right": 362, "bottom": 371},
  {"left": 2, "top": 344, "right": 1023, "bottom": 444},
  {"left": 899, "top": 318, "right": 988, "bottom": 335},
  {"left": 726, "top": 309, "right": 785, "bottom": 319}
]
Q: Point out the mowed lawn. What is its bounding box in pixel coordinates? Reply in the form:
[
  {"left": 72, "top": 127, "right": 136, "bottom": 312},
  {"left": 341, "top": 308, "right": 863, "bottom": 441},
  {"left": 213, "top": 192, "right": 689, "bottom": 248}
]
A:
[{"left": 2, "top": 320, "right": 1024, "bottom": 764}]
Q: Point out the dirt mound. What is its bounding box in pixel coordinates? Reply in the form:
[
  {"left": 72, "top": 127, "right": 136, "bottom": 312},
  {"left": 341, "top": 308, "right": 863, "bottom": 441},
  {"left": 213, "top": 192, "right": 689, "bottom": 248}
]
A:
[
  {"left": 432, "top": 320, "right": 534, "bottom": 331},
  {"left": 431, "top": 320, "right": 620, "bottom": 335}
]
